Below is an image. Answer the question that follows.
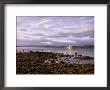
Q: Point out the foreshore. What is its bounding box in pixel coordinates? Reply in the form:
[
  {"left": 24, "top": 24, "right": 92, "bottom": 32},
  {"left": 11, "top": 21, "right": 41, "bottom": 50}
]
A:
[{"left": 16, "top": 51, "right": 94, "bottom": 74}]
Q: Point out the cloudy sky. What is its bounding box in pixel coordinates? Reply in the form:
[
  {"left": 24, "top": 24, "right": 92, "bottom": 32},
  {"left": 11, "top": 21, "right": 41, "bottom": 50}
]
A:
[{"left": 17, "top": 16, "right": 94, "bottom": 46}]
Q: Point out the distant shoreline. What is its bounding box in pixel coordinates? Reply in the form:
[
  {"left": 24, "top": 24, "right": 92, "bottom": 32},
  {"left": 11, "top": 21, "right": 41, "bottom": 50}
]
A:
[{"left": 16, "top": 45, "right": 94, "bottom": 48}]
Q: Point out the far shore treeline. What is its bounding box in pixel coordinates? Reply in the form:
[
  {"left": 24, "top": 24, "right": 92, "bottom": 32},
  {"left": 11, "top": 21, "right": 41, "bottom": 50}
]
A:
[{"left": 16, "top": 45, "right": 94, "bottom": 48}]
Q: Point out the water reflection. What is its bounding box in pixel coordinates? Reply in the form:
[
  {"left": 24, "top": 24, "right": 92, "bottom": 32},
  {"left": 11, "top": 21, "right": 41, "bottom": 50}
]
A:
[
  {"left": 65, "top": 45, "right": 74, "bottom": 55},
  {"left": 17, "top": 46, "right": 94, "bottom": 57}
]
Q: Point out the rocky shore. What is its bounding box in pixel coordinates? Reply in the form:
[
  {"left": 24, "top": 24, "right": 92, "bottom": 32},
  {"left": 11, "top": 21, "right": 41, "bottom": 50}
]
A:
[{"left": 16, "top": 51, "right": 94, "bottom": 74}]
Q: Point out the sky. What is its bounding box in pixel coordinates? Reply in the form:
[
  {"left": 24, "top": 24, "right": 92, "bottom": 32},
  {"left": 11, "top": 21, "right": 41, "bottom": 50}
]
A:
[{"left": 17, "top": 16, "right": 94, "bottom": 46}]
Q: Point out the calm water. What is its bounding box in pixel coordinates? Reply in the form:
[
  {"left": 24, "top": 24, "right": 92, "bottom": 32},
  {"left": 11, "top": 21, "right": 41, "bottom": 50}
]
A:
[{"left": 16, "top": 46, "right": 94, "bottom": 57}]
